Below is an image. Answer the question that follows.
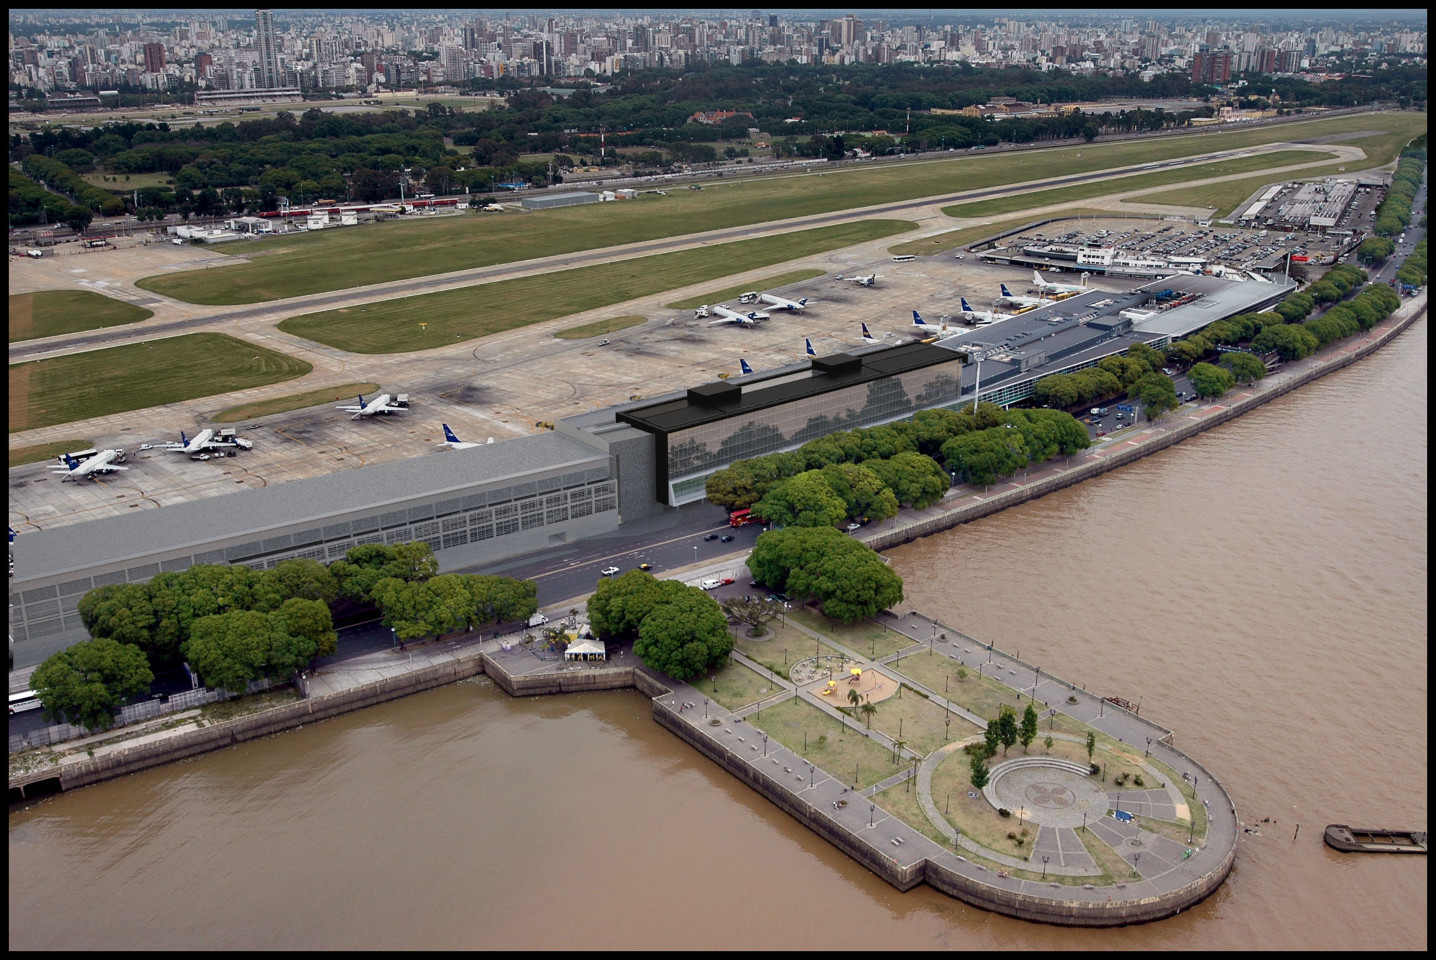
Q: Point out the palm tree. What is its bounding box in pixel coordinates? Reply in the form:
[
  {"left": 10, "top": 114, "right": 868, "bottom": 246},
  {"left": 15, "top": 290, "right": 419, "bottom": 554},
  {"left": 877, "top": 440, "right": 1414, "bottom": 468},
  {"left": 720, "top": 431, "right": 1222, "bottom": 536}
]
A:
[
  {"left": 891, "top": 736, "right": 907, "bottom": 763},
  {"left": 860, "top": 702, "right": 877, "bottom": 729},
  {"left": 847, "top": 687, "right": 862, "bottom": 711}
]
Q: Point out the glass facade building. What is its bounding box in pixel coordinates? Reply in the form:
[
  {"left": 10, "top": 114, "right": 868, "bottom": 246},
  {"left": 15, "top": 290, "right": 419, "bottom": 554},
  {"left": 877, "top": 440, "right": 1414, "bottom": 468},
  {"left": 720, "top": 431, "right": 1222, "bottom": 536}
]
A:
[{"left": 619, "top": 344, "right": 967, "bottom": 505}]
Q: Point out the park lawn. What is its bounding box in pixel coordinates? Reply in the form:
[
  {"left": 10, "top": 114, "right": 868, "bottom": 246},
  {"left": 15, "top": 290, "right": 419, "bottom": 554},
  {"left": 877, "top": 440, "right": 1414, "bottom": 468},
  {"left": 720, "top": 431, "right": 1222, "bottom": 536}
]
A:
[
  {"left": 732, "top": 620, "right": 840, "bottom": 678},
  {"left": 941, "top": 149, "right": 1327, "bottom": 219},
  {"left": 1129, "top": 127, "right": 1428, "bottom": 217},
  {"left": 10, "top": 333, "right": 312, "bottom": 433},
  {"left": 134, "top": 111, "right": 1419, "bottom": 306},
  {"left": 278, "top": 220, "right": 911, "bottom": 353},
  {"left": 708, "top": 658, "right": 785, "bottom": 712},
  {"left": 744, "top": 696, "right": 907, "bottom": 791},
  {"left": 888, "top": 649, "right": 1042, "bottom": 727},
  {"left": 9, "top": 438, "right": 93, "bottom": 468},
  {"left": 665, "top": 268, "right": 827, "bottom": 310},
  {"left": 784, "top": 604, "right": 913, "bottom": 659},
  {"left": 859, "top": 683, "right": 983, "bottom": 759},
  {"left": 80, "top": 171, "right": 172, "bottom": 190},
  {"left": 212, "top": 382, "right": 380, "bottom": 422},
  {"left": 9, "top": 290, "right": 155, "bottom": 343},
  {"left": 553, "top": 315, "right": 647, "bottom": 339}
]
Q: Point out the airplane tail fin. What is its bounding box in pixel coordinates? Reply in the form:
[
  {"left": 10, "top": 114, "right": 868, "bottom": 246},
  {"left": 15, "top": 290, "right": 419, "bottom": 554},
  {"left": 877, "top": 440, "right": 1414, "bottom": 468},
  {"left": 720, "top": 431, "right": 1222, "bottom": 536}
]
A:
[
  {"left": 740, "top": 359, "right": 753, "bottom": 375},
  {"left": 1001, "top": 284, "right": 1014, "bottom": 298},
  {"left": 63, "top": 454, "right": 79, "bottom": 470},
  {"left": 961, "top": 298, "right": 974, "bottom": 313},
  {"left": 912, "top": 310, "right": 927, "bottom": 326},
  {"left": 798, "top": 298, "right": 808, "bottom": 307},
  {"left": 861, "top": 323, "right": 873, "bottom": 340},
  {"left": 443, "top": 424, "right": 461, "bottom": 444},
  {"left": 805, "top": 338, "right": 816, "bottom": 356},
  {"left": 486, "top": 437, "right": 494, "bottom": 445},
  {"left": 180, "top": 430, "right": 188, "bottom": 447},
  {"left": 1035, "top": 270, "right": 1046, "bottom": 287}
]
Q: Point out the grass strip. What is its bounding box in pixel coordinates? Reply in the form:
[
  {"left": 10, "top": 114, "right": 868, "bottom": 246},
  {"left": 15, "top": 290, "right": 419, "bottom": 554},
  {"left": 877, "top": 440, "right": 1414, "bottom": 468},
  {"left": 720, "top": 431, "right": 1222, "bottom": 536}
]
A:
[
  {"left": 278, "top": 220, "right": 911, "bottom": 353},
  {"left": 552, "top": 316, "right": 648, "bottom": 339},
  {"left": 9, "top": 290, "right": 154, "bottom": 343},
  {"left": 212, "top": 382, "right": 381, "bottom": 422},
  {"left": 10, "top": 333, "right": 312, "bottom": 433}
]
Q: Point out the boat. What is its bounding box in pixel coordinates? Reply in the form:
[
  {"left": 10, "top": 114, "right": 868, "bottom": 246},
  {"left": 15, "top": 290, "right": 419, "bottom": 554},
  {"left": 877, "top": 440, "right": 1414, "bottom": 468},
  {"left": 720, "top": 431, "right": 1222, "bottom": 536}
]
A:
[{"left": 1323, "top": 824, "right": 1427, "bottom": 854}]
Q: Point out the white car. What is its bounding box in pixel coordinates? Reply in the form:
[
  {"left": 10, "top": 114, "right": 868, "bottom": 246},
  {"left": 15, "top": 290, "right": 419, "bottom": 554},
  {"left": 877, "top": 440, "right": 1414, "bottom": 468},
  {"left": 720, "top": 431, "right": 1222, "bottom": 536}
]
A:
[
  {"left": 700, "top": 578, "right": 723, "bottom": 590},
  {"left": 846, "top": 523, "right": 862, "bottom": 532},
  {"left": 601, "top": 566, "right": 620, "bottom": 576}
]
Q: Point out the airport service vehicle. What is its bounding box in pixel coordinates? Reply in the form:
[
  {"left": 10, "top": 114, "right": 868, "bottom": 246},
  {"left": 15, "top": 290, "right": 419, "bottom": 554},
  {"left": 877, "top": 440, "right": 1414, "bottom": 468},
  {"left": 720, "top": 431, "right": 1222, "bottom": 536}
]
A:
[{"left": 528, "top": 613, "right": 549, "bottom": 627}]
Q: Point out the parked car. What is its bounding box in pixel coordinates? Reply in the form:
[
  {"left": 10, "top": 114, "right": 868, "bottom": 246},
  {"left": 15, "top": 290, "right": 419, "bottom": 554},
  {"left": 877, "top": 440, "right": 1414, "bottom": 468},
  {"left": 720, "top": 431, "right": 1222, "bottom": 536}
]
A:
[
  {"left": 601, "top": 566, "right": 620, "bottom": 576},
  {"left": 637, "top": 563, "right": 652, "bottom": 571},
  {"left": 720, "top": 577, "right": 735, "bottom": 586},
  {"left": 846, "top": 522, "right": 863, "bottom": 532},
  {"left": 720, "top": 534, "right": 734, "bottom": 542},
  {"left": 700, "top": 578, "right": 723, "bottom": 590},
  {"left": 702, "top": 533, "right": 720, "bottom": 541}
]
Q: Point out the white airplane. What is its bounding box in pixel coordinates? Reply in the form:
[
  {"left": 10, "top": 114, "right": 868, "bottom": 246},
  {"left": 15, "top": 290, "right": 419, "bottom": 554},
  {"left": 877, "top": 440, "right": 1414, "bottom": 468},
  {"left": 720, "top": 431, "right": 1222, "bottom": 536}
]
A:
[
  {"left": 708, "top": 304, "right": 770, "bottom": 326},
  {"left": 998, "top": 284, "right": 1054, "bottom": 309},
  {"left": 441, "top": 424, "right": 493, "bottom": 450},
  {"left": 859, "top": 323, "right": 881, "bottom": 345},
  {"left": 337, "top": 393, "right": 408, "bottom": 420},
  {"left": 141, "top": 428, "right": 253, "bottom": 454},
  {"left": 51, "top": 449, "right": 128, "bottom": 481},
  {"left": 837, "top": 274, "right": 879, "bottom": 287},
  {"left": 957, "top": 297, "right": 1011, "bottom": 325},
  {"left": 911, "top": 310, "right": 957, "bottom": 336},
  {"left": 1032, "top": 270, "right": 1087, "bottom": 295},
  {"left": 759, "top": 293, "right": 809, "bottom": 312},
  {"left": 739, "top": 359, "right": 754, "bottom": 375}
]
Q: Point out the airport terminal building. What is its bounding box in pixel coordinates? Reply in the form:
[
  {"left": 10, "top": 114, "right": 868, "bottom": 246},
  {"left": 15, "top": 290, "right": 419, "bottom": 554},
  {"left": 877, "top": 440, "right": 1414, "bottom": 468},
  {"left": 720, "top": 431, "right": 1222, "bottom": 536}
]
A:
[{"left": 8, "top": 274, "right": 1294, "bottom": 669}]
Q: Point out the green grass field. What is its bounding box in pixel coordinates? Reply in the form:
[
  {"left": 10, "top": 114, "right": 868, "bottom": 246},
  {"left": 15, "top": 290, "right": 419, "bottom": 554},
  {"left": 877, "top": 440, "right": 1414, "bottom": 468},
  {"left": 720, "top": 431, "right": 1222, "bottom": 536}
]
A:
[
  {"left": 941, "top": 149, "right": 1327, "bottom": 218},
  {"left": 9, "top": 333, "right": 312, "bottom": 433},
  {"left": 212, "top": 382, "right": 381, "bottom": 422},
  {"left": 665, "top": 269, "right": 827, "bottom": 310},
  {"left": 552, "top": 316, "right": 648, "bottom": 339},
  {"left": 277, "top": 220, "right": 911, "bottom": 353},
  {"left": 9, "top": 438, "right": 94, "bottom": 469},
  {"left": 9, "top": 290, "right": 155, "bottom": 343},
  {"left": 134, "top": 111, "right": 1422, "bottom": 306},
  {"left": 1129, "top": 127, "right": 1425, "bottom": 216}
]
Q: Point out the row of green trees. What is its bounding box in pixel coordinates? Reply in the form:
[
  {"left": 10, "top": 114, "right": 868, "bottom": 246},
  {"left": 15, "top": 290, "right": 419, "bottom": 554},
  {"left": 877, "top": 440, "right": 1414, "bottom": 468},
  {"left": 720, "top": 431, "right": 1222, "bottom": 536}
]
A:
[
  {"left": 1396, "top": 238, "right": 1427, "bottom": 289},
  {"left": 706, "top": 404, "right": 1092, "bottom": 514},
  {"left": 1372, "top": 135, "right": 1427, "bottom": 238},
  {"left": 587, "top": 571, "right": 732, "bottom": 681},
  {"left": 8, "top": 168, "right": 96, "bottom": 230},
  {"left": 19, "top": 153, "right": 123, "bottom": 219},
  {"left": 38, "top": 542, "right": 535, "bottom": 731}
]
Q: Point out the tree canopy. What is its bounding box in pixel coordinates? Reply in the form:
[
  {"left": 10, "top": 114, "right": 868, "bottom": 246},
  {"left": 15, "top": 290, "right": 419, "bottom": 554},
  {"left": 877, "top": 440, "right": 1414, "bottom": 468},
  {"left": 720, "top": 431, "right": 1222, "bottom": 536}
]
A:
[
  {"left": 747, "top": 526, "right": 903, "bottom": 623},
  {"left": 32, "top": 637, "right": 154, "bottom": 732}
]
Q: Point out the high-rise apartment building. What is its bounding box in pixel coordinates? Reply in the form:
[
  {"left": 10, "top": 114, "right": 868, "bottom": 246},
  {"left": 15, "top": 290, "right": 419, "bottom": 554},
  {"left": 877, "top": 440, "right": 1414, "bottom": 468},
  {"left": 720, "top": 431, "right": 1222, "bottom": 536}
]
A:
[
  {"left": 254, "top": 8, "right": 281, "bottom": 88},
  {"left": 143, "top": 42, "right": 165, "bottom": 74},
  {"left": 1191, "top": 50, "right": 1232, "bottom": 83}
]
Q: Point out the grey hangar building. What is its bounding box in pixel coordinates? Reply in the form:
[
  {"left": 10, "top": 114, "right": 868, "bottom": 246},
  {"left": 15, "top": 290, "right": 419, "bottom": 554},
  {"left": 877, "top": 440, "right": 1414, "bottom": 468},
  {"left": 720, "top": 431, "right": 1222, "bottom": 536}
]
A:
[{"left": 8, "top": 273, "right": 1294, "bottom": 670}]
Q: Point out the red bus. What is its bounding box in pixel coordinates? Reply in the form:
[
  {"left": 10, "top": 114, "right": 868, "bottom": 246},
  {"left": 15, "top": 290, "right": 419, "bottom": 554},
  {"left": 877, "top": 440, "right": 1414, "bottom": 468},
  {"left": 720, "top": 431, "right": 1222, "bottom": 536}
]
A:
[{"left": 728, "top": 508, "right": 762, "bottom": 528}]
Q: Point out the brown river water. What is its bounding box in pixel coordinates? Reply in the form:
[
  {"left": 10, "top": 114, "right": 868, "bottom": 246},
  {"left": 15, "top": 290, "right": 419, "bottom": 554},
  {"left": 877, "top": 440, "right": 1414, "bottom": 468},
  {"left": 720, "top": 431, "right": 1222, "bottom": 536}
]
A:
[{"left": 9, "top": 319, "right": 1426, "bottom": 950}]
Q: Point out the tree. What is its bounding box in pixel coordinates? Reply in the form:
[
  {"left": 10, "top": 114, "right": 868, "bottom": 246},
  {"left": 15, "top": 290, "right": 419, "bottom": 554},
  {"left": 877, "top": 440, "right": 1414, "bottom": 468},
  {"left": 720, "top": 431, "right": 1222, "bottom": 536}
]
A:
[
  {"left": 753, "top": 470, "right": 848, "bottom": 529},
  {"left": 859, "top": 701, "right": 878, "bottom": 729},
  {"left": 32, "top": 637, "right": 154, "bottom": 732},
  {"left": 632, "top": 586, "right": 732, "bottom": 681},
  {"left": 1044, "top": 735, "right": 1055, "bottom": 753},
  {"left": 76, "top": 582, "right": 156, "bottom": 650},
  {"left": 996, "top": 705, "right": 1019, "bottom": 756},
  {"left": 719, "top": 596, "right": 782, "bottom": 637},
  {"left": 983, "top": 717, "right": 1001, "bottom": 758},
  {"left": 1086, "top": 730, "right": 1096, "bottom": 762},
  {"left": 1130, "top": 372, "right": 1179, "bottom": 420},
  {"left": 847, "top": 686, "right": 862, "bottom": 710},
  {"left": 969, "top": 750, "right": 991, "bottom": 790},
  {"left": 588, "top": 569, "right": 672, "bottom": 638},
  {"left": 1188, "top": 361, "right": 1236, "bottom": 398},
  {"left": 1219, "top": 351, "right": 1267, "bottom": 385},
  {"left": 1020, "top": 703, "right": 1038, "bottom": 753}
]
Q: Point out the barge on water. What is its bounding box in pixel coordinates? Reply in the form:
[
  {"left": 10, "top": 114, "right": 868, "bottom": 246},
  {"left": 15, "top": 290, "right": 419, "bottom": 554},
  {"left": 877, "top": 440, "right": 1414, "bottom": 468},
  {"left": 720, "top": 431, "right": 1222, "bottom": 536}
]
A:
[{"left": 1323, "top": 824, "right": 1427, "bottom": 854}]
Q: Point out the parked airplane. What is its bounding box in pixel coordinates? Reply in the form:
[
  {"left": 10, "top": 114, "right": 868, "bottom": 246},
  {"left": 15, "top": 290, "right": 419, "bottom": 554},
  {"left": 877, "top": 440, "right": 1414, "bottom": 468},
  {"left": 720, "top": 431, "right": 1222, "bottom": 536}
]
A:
[
  {"left": 958, "top": 297, "right": 1011, "bottom": 325},
  {"left": 998, "top": 284, "right": 1054, "bottom": 309},
  {"left": 836, "top": 273, "right": 879, "bottom": 287},
  {"left": 441, "top": 424, "right": 493, "bottom": 450},
  {"left": 337, "top": 393, "right": 408, "bottom": 420},
  {"left": 709, "top": 304, "right": 770, "bottom": 325},
  {"left": 859, "top": 323, "right": 881, "bottom": 345},
  {"left": 51, "top": 448, "right": 128, "bottom": 481},
  {"left": 1032, "top": 270, "right": 1087, "bottom": 295},
  {"left": 759, "top": 293, "right": 809, "bottom": 312},
  {"left": 805, "top": 338, "right": 818, "bottom": 356},
  {"left": 739, "top": 359, "right": 754, "bottom": 375},
  {"left": 141, "top": 428, "right": 253, "bottom": 454},
  {"left": 911, "top": 310, "right": 957, "bottom": 335}
]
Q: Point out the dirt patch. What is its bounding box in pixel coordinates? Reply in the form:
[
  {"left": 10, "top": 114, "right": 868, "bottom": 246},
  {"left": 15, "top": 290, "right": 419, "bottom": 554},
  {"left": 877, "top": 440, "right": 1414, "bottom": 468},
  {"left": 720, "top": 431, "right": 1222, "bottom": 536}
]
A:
[{"left": 9, "top": 293, "right": 34, "bottom": 341}]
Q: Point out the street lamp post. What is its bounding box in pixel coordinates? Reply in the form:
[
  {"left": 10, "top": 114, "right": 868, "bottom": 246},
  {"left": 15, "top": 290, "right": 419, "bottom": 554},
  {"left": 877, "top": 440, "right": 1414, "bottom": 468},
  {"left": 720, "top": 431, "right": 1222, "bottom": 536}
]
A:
[
  {"left": 704, "top": 698, "right": 709, "bottom": 718},
  {"left": 1041, "top": 855, "right": 1049, "bottom": 880},
  {"left": 869, "top": 803, "right": 875, "bottom": 827},
  {"left": 1146, "top": 736, "right": 1152, "bottom": 757},
  {"left": 763, "top": 735, "right": 768, "bottom": 757}
]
